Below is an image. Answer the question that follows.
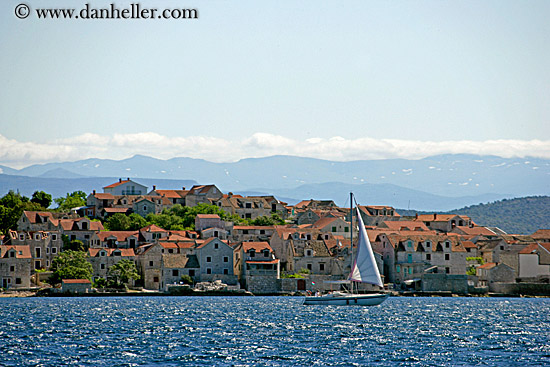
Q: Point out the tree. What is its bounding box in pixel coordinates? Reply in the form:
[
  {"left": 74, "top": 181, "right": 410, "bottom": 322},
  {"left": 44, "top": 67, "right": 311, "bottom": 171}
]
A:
[
  {"left": 31, "top": 191, "right": 52, "bottom": 208},
  {"left": 48, "top": 250, "right": 93, "bottom": 285},
  {"left": 127, "top": 213, "right": 147, "bottom": 230},
  {"left": 54, "top": 191, "right": 87, "bottom": 211},
  {"left": 108, "top": 259, "right": 140, "bottom": 288},
  {"left": 249, "top": 213, "right": 285, "bottom": 226},
  {"left": 105, "top": 213, "right": 132, "bottom": 231},
  {"left": 62, "top": 236, "right": 86, "bottom": 252},
  {"left": 0, "top": 190, "right": 42, "bottom": 234}
]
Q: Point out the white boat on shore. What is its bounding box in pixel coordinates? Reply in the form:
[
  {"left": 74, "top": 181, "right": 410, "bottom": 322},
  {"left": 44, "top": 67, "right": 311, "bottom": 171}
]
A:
[{"left": 303, "top": 193, "right": 388, "bottom": 306}]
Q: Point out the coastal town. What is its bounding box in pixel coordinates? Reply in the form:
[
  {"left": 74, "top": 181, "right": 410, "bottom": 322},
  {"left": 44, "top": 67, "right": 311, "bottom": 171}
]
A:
[{"left": 1, "top": 178, "right": 549, "bottom": 297}]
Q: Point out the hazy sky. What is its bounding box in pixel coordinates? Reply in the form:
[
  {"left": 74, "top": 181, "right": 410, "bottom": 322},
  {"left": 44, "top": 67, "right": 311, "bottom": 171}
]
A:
[{"left": 1, "top": 0, "right": 549, "bottom": 168}]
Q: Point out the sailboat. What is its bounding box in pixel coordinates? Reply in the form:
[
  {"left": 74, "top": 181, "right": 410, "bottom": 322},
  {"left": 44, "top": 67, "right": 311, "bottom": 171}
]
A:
[{"left": 303, "top": 194, "right": 389, "bottom": 306}]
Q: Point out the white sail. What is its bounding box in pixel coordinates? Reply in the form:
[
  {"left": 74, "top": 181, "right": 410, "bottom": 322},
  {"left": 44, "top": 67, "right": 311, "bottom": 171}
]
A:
[{"left": 348, "top": 208, "right": 383, "bottom": 287}]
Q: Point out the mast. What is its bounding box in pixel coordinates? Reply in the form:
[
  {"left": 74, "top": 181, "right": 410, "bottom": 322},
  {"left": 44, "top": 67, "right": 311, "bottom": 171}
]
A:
[{"left": 350, "top": 192, "right": 354, "bottom": 293}]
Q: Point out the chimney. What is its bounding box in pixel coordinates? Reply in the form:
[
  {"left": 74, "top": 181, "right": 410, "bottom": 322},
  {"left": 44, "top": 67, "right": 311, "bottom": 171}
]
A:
[
  {"left": 119, "top": 178, "right": 122, "bottom": 182},
  {"left": 228, "top": 192, "right": 233, "bottom": 197},
  {"left": 127, "top": 177, "right": 130, "bottom": 181},
  {"left": 153, "top": 185, "right": 156, "bottom": 191},
  {"left": 433, "top": 213, "right": 437, "bottom": 220},
  {"left": 182, "top": 187, "right": 185, "bottom": 190},
  {"left": 93, "top": 190, "right": 96, "bottom": 194},
  {"left": 415, "top": 213, "right": 418, "bottom": 220}
]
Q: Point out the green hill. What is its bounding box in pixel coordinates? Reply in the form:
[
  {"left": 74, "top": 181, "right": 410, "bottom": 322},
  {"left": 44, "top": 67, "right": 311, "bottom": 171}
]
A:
[{"left": 398, "top": 196, "right": 550, "bottom": 235}]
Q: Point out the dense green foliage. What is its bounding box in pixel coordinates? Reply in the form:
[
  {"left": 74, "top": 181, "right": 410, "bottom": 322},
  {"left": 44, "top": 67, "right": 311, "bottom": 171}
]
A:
[
  {"left": 31, "top": 191, "right": 52, "bottom": 208},
  {"left": 104, "top": 213, "right": 147, "bottom": 231},
  {"left": 453, "top": 196, "right": 550, "bottom": 235},
  {"left": 249, "top": 213, "right": 285, "bottom": 226},
  {"left": 0, "top": 190, "right": 44, "bottom": 234},
  {"left": 108, "top": 259, "right": 140, "bottom": 288},
  {"left": 399, "top": 196, "right": 549, "bottom": 235},
  {"left": 48, "top": 250, "right": 93, "bottom": 284},
  {"left": 54, "top": 191, "right": 87, "bottom": 211}
]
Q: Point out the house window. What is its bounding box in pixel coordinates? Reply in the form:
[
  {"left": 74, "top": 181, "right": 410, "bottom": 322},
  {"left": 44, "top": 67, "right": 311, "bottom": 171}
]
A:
[
  {"left": 153, "top": 277, "right": 159, "bottom": 283},
  {"left": 46, "top": 260, "right": 49, "bottom": 267},
  {"left": 426, "top": 254, "right": 431, "bottom": 261},
  {"left": 331, "top": 227, "right": 337, "bottom": 232},
  {"left": 35, "top": 248, "right": 41, "bottom": 258},
  {"left": 445, "top": 242, "right": 450, "bottom": 248},
  {"left": 445, "top": 267, "right": 450, "bottom": 274},
  {"left": 10, "top": 266, "right": 15, "bottom": 272},
  {"left": 445, "top": 254, "right": 450, "bottom": 261},
  {"left": 168, "top": 249, "right": 173, "bottom": 254},
  {"left": 100, "top": 264, "right": 106, "bottom": 270},
  {"left": 307, "top": 263, "right": 312, "bottom": 271},
  {"left": 407, "top": 254, "right": 412, "bottom": 263},
  {"left": 143, "top": 206, "right": 147, "bottom": 211},
  {"left": 35, "top": 234, "right": 40, "bottom": 240},
  {"left": 260, "top": 230, "right": 265, "bottom": 235},
  {"left": 189, "top": 270, "right": 195, "bottom": 277},
  {"left": 46, "top": 248, "right": 50, "bottom": 254},
  {"left": 264, "top": 250, "right": 270, "bottom": 257},
  {"left": 408, "top": 241, "right": 413, "bottom": 248},
  {"left": 214, "top": 243, "right": 219, "bottom": 249},
  {"left": 249, "top": 250, "right": 255, "bottom": 258},
  {"left": 245, "top": 203, "right": 252, "bottom": 209},
  {"left": 223, "top": 256, "right": 229, "bottom": 263},
  {"left": 19, "top": 234, "right": 24, "bottom": 241},
  {"left": 35, "top": 261, "right": 41, "bottom": 269},
  {"left": 172, "top": 270, "right": 179, "bottom": 277},
  {"left": 396, "top": 265, "right": 401, "bottom": 273},
  {"left": 319, "top": 263, "right": 325, "bottom": 271},
  {"left": 245, "top": 213, "right": 252, "bottom": 219},
  {"left": 206, "top": 268, "right": 212, "bottom": 274},
  {"left": 409, "top": 268, "right": 413, "bottom": 275},
  {"left": 149, "top": 261, "right": 154, "bottom": 267},
  {"left": 16, "top": 278, "right": 22, "bottom": 285},
  {"left": 52, "top": 234, "right": 57, "bottom": 241},
  {"left": 344, "top": 227, "right": 349, "bottom": 233},
  {"left": 214, "top": 231, "right": 219, "bottom": 238},
  {"left": 243, "top": 230, "right": 249, "bottom": 235},
  {"left": 306, "top": 249, "right": 313, "bottom": 257},
  {"left": 206, "top": 256, "right": 212, "bottom": 263},
  {"left": 223, "top": 268, "right": 229, "bottom": 275},
  {"left": 500, "top": 246, "right": 504, "bottom": 250}
]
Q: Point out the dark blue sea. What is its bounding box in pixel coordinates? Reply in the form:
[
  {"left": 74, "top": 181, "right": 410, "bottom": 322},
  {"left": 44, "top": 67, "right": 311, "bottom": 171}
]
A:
[{"left": 1, "top": 296, "right": 549, "bottom": 366}]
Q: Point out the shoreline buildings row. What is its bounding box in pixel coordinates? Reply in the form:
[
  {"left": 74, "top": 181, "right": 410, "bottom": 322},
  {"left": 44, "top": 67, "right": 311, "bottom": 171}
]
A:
[{"left": 1, "top": 179, "right": 549, "bottom": 295}]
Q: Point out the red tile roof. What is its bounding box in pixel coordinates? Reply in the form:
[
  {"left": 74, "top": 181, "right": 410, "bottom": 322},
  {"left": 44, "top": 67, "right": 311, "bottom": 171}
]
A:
[
  {"left": 242, "top": 241, "right": 273, "bottom": 252},
  {"left": 103, "top": 180, "right": 132, "bottom": 189},
  {"left": 62, "top": 279, "right": 91, "bottom": 284}
]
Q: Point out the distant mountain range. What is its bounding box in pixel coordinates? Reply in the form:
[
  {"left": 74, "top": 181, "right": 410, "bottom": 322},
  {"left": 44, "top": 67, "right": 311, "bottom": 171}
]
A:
[{"left": 1, "top": 154, "right": 548, "bottom": 211}]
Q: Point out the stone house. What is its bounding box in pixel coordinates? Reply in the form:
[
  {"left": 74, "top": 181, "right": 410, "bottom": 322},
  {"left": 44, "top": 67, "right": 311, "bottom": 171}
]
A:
[
  {"left": 0, "top": 245, "right": 32, "bottom": 289},
  {"left": 91, "top": 231, "right": 139, "bottom": 248},
  {"left": 103, "top": 178, "right": 147, "bottom": 196},
  {"left": 148, "top": 186, "right": 188, "bottom": 205},
  {"left": 160, "top": 254, "right": 200, "bottom": 289},
  {"left": 231, "top": 226, "right": 275, "bottom": 242},
  {"left": 57, "top": 217, "right": 104, "bottom": 247},
  {"left": 61, "top": 279, "right": 91, "bottom": 293},
  {"left": 88, "top": 248, "right": 136, "bottom": 284},
  {"left": 413, "top": 214, "right": 472, "bottom": 233},
  {"left": 195, "top": 214, "right": 223, "bottom": 231},
  {"left": 196, "top": 237, "right": 237, "bottom": 284},
  {"left": 358, "top": 205, "right": 400, "bottom": 226},
  {"left": 312, "top": 217, "right": 351, "bottom": 239},
  {"left": 235, "top": 241, "right": 279, "bottom": 293},
  {"left": 296, "top": 208, "right": 347, "bottom": 226},
  {"left": 518, "top": 243, "right": 550, "bottom": 281},
  {"left": 8, "top": 230, "right": 63, "bottom": 270},
  {"left": 17, "top": 211, "right": 58, "bottom": 232},
  {"left": 477, "top": 239, "right": 510, "bottom": 264},
  {"left": 212, "top": 195, "right": 272, "bottom": 221},
  {"left": 139, "top": 224, "right": 169, "bottom": 243},
  {"left": 477, "top": 262, "right": 516, "bottom": 289},
  {"left": 185, "top": 184, "right": 223, "bottom": 207},
  {"left": 375, "top": 234, "right": 467, "bottom": 286}
]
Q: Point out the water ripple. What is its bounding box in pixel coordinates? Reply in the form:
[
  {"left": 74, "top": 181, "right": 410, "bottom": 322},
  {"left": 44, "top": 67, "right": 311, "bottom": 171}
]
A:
[{"left": 0, "top": 296, "right": 549, "bottom": 366}]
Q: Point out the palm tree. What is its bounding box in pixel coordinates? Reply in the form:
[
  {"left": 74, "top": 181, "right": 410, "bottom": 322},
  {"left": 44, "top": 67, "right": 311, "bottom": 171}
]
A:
[{"left": 108, "top": 259, "right": 140, "bottom": 288}]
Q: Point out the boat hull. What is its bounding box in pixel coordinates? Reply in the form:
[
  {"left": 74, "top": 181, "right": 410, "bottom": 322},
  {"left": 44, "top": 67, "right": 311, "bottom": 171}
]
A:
[{"left": 303, "top": 293, "right": 389, "bottom": 306}]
